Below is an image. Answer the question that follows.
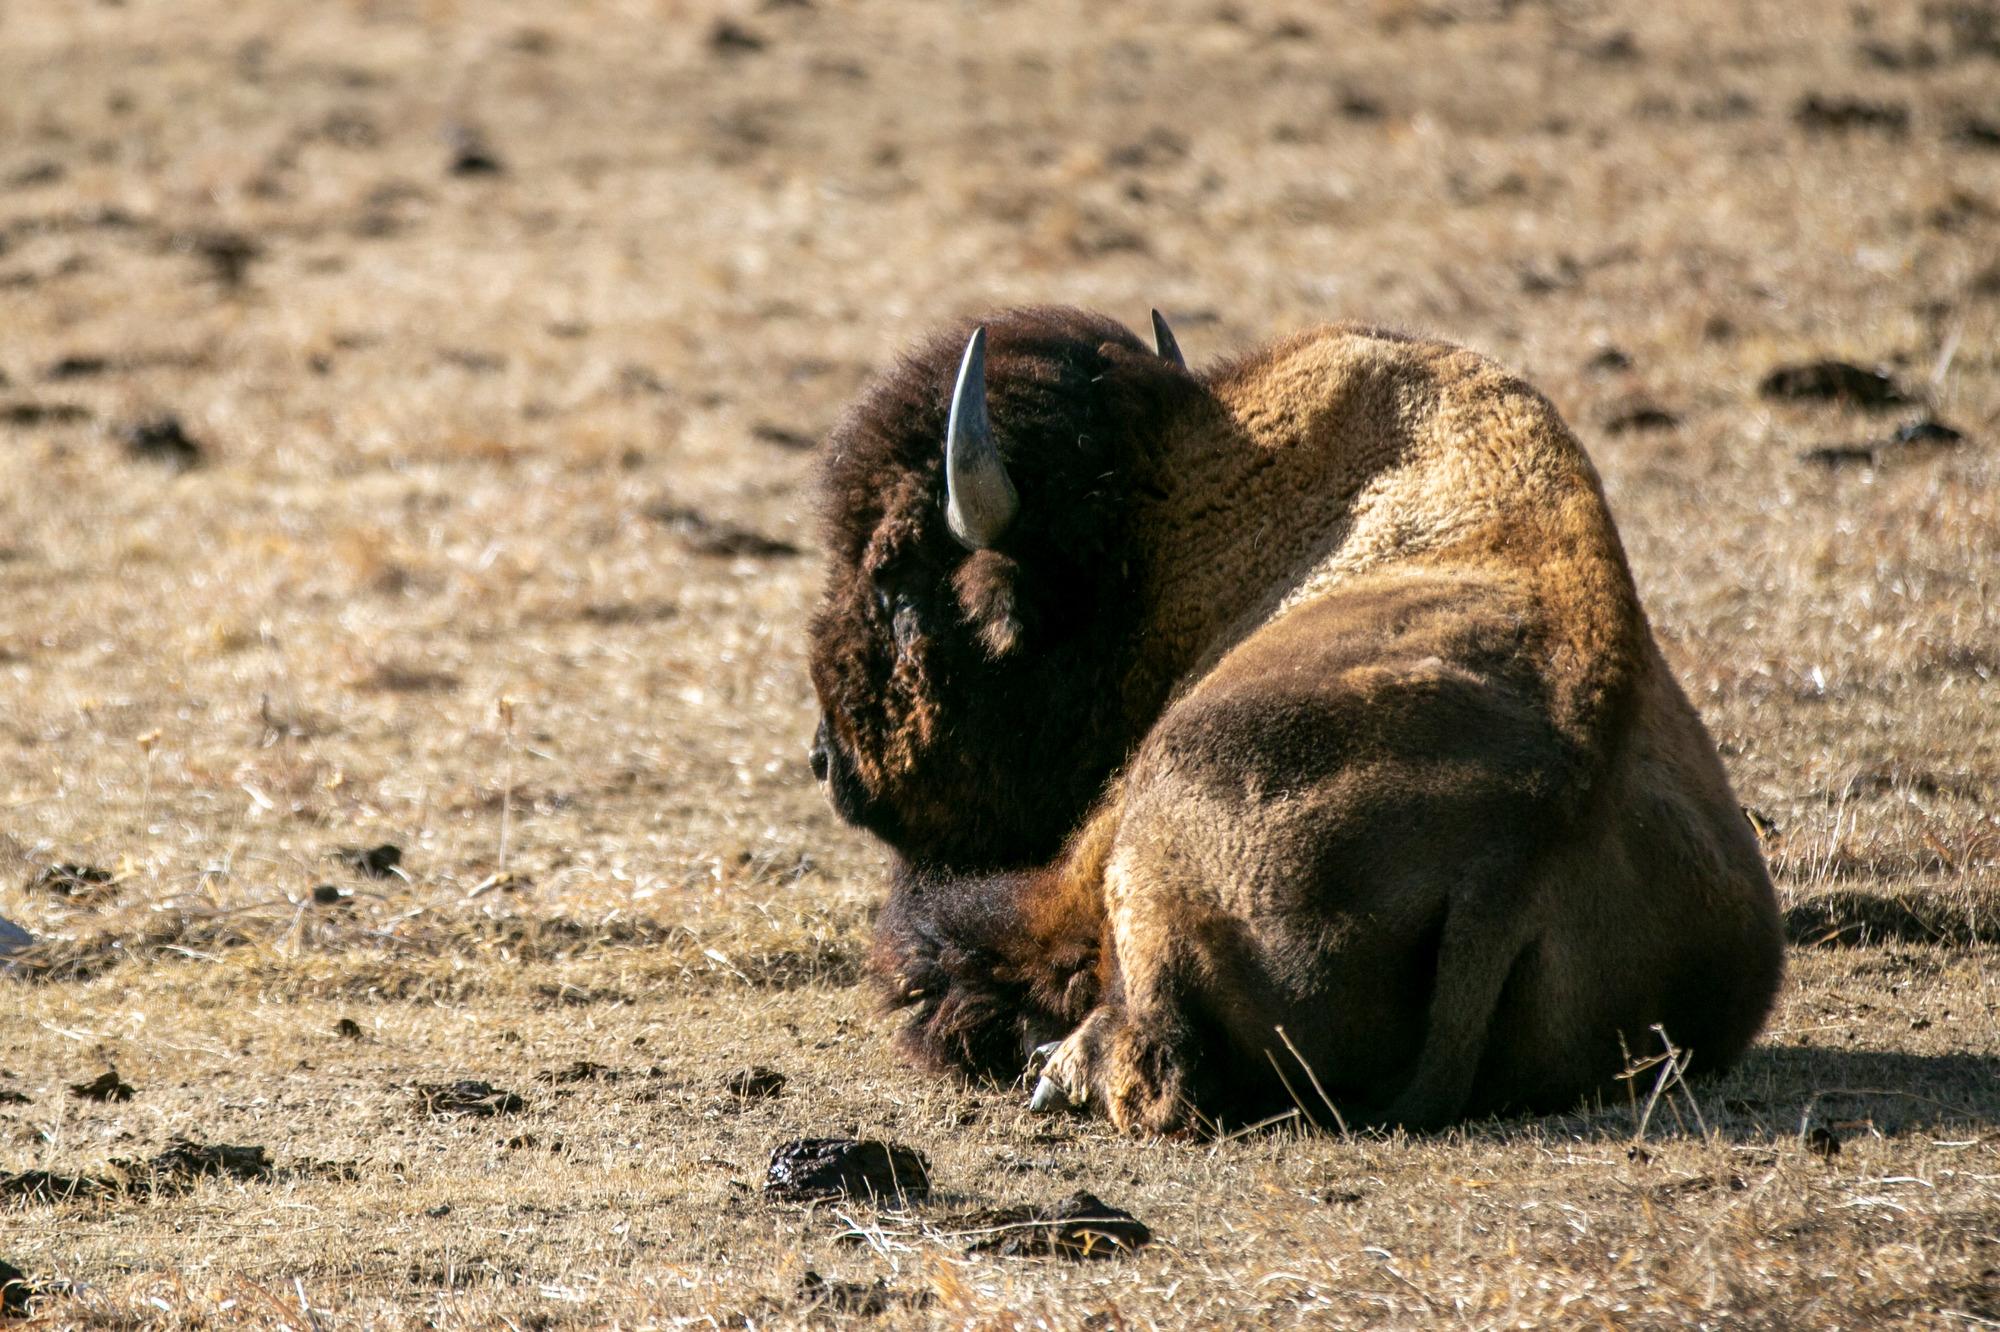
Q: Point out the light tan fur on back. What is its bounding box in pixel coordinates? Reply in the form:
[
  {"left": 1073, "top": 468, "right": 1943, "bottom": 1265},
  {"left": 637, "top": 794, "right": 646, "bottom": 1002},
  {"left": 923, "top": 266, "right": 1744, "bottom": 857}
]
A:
[{"left": 1031, "top": 324, "right": 1779, "bottom": 1132}]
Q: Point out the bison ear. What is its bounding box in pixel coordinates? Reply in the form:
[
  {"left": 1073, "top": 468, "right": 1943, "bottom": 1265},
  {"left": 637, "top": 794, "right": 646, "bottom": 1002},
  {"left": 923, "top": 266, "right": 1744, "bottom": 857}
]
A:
[
  {"left": 1150, "top": 309, "right": 1186, "bottom": 369},
  {"left": 953, "top": 550, "right": 1026, "bottom": 659}
]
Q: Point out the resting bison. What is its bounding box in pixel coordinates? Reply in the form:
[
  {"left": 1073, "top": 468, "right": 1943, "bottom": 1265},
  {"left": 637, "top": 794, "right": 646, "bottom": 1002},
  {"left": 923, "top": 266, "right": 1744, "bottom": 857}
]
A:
[{"left": 805, "top": 306, "right": 1783, "bottom": 1134}]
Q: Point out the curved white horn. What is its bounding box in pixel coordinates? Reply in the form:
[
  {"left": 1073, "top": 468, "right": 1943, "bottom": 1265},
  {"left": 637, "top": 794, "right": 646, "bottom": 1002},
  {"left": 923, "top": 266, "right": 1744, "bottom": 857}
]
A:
[
  {"left": 1151, "top": 308, "right": 1186, "bottom": 369},
  {"left": 944, "top": 326, "right": 1018, "bottom": 549}
]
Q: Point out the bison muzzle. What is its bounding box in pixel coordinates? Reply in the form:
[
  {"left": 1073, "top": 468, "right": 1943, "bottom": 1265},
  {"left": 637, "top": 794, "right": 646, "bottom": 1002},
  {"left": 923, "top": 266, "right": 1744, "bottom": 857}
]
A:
[{"left": 804, "top": 305, "right": 1783, "bottom": 1135}]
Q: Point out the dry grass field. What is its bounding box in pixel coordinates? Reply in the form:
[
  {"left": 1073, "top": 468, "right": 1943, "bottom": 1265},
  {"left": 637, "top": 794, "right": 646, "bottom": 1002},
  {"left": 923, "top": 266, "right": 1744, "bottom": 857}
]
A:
[{"left": 2, "top": 0, "right": 1998, "bottom": 1325}]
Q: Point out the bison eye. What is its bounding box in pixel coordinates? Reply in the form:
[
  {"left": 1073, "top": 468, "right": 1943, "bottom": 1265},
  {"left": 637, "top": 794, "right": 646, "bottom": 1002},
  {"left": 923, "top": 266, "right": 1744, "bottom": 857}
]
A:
[
  {"left": 870, "top": 576, "right": 922, "bottom": 655},
  {"left": 891, "top": 599, "right": 921, "bottom": 653}
]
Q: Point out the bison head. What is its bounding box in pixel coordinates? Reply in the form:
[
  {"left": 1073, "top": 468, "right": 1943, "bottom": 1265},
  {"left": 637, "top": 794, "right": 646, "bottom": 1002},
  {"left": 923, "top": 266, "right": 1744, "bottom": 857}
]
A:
[{"left": 806, "top": 306, "right": 1194, "bottom": 872}]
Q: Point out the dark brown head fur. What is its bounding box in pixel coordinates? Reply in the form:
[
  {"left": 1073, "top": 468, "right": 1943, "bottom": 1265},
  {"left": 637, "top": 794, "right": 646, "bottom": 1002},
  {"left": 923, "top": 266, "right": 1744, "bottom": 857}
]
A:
[{"left": 806, "top": 306, "right": 1195, "bottom": 873}]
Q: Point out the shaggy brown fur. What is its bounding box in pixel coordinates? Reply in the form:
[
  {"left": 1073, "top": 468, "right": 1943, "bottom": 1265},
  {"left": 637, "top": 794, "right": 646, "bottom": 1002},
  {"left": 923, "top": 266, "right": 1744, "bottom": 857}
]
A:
[{"left": 806, "top": 307, "right": 1784, "bottom": 1134}]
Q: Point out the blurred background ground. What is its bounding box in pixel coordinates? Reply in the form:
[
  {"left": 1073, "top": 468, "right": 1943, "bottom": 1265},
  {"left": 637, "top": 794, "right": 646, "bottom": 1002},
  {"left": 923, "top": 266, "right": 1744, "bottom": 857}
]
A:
[{"left": 0, "top": 0, "right": 1996, "bottom": 1326}]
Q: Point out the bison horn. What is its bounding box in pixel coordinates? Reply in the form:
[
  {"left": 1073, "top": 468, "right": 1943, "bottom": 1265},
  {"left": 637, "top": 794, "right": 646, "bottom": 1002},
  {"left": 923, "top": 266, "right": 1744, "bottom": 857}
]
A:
[
  {"left": 944, "top": 325, "right": 1018, "bottom": 549},
  {"left": 1151, "top": 308, "right": 1186, "bottom": 369}
]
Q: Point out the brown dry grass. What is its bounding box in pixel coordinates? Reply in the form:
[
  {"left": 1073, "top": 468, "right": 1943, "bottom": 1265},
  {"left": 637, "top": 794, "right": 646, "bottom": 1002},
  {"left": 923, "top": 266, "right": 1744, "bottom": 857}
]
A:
[{"left": 2, "top": 0, "right": 1997, "bottom": 1326}]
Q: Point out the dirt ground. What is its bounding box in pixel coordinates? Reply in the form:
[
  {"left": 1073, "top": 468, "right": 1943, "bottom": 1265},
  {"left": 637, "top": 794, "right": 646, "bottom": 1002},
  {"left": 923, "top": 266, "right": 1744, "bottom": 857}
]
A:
[{"left": 2, "top": 0, "right": 1997, "bottom": 1326}]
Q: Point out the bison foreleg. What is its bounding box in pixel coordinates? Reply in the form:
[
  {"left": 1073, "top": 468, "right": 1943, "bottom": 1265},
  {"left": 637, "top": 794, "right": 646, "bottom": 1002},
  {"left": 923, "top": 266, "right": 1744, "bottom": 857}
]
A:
[{"left": 1026, "top": 880, "right": 1215, "bottom": 1134}]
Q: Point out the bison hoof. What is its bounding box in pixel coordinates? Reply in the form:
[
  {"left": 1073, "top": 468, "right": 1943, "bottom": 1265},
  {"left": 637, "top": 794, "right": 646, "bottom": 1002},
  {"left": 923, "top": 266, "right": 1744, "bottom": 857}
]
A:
[
  {"left": 1026, "top": 1040, "right": 1077, "bottom": 1112},
  {"left": 1025, "top": 1026, "right": 1096, "bottom": 1114}
]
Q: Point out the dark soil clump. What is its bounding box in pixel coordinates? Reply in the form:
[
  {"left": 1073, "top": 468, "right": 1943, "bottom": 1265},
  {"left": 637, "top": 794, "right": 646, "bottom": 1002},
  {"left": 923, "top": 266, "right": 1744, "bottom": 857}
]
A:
[
  {"left": 28, "top": 864, "right": 116, "bottom": 900},
  {"left": 1759, "top": 360, "right": 1914, "bottom": 409},
  {"left": 334, "top": 843, "right": 403, "bottom": 879},
  {"left": 68, "top": 1069, "right": 136, "bottom": 1103},
  {"left": 957, "top": 1191, "right": 1153, "bottom": 1260},
  {"left": 764, "top": 1137, "right": 931, "bottom": 1202},
  {"left": 724, "top": 1066, "right": 787, "bottom": 1099},
  {"left": 118, "top": 415, "right": 203, "bottom": 469},
  {"left": 415, "top": 1079, "right": 528, "bottom": 1116}
]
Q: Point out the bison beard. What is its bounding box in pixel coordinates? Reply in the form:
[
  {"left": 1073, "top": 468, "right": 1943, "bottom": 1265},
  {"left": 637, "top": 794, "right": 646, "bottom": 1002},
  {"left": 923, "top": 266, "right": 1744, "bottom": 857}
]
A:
[
  {"left": 805, "top": 306, "right": 1785, "bottom": 1136},
  {"left": 871, "top": 866, "right": 1098, "bottom": 1079}
]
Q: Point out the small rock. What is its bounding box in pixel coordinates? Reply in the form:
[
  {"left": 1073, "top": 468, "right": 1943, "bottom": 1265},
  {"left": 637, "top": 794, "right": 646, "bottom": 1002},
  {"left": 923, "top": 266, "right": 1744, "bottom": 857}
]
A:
[
  {"left": 1585, "top": 346, "right": 1633, "bottom": 374},
  {"left": 960, "top": 1191, "right": 1152, "bottom": 1260},
  {"left": 1794, "top": 94, "right": 1909, "bottom": 135},
  {"left": 43, "top": 355, "right": 112, "bottom": 381},
  {"left": 1799, "top": 443, "right": 1880, "bottom": 467},
  {"left": 7, "top": 161, "right": 64, "bottom": 189},
  {"left": 536, "top": 1060, "right": 618, "bottom": 1085},
  {"left": 710, "top": 19, "right": 768, "bottom": 54},
  {"left": 440, "top": 348, "right": 505, "bottom": 373},
  {"left": 1335, "top": 89, "right": 1385, "bottom": 120},
  {"left": 1799, "top": 417, "right": 1968, "bottom": 467},
  {"left": 334, "top": 843, "right": 403, "bottom": 879},
  {"left": 1602, "top": 403, "right": 1681, "bottom": 435},
  {"left": 724, "top": 1066, "right": 787, "bottom": 1100},
  {"left": 118, "top": 416, "right": 203, "bottom": 470},
  {"left": 414, "top": 1079, "right": 527, "bottom": 1117},
  {"left": 1856, "top": 39, "right": 1940, "bottom": 71},
  {"left": 1949, "top": 117, "right": 2000, "bottom": 151},
  {"left": 0, "top": 1258, "right": 29, "bottom": 1318},
  {"left": 69, "top": 1069, "right": 137, "bottom": 1103},
  {"left": 1518, "top": 255, "right": 1581, "bottom": 295},
  {"left": 1582, "top": 30, "right": 1640, "bottom": 62},
  {"left": 426, "top": 1203, "right": 453, "bottom": 1218},
  {"left": 0, "top": 403, "right": 91, "bottom": 427},
  {"left": 178, "top": 229, "right": 261, "bottom": 286},
  {"left": 1892, "top": 418, "right": 1965, "bottom": 446},
  {"left": 1759, "top": 360, "right": 1913, "bottom": 409},
  {"left": 446, "top": 126, "right": 505, "bottom": 176},
  {"left": 749, "top": 422, "right": 815, "bottom": 450},
  {"left": 764, "top": 1137, "right": 931, "bottom": 1202},
  {"left": 1106, "top": 127, "right": 1188, "bottom": 169},
  {"left": 618, "top": 363, "right": 669, "bottom": 396},
  {"left": 647, "top": 502, "right": 801, "bottom": 558}
]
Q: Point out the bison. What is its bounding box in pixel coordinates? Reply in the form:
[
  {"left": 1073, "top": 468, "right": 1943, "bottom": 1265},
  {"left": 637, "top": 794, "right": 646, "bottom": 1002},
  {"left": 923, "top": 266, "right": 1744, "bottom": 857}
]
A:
[{"left": 805, "top": 306, "right": 1783, "bottom": 1134}]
